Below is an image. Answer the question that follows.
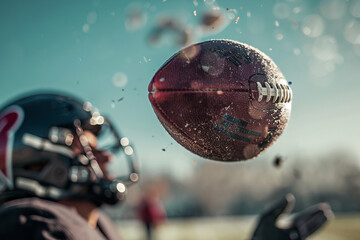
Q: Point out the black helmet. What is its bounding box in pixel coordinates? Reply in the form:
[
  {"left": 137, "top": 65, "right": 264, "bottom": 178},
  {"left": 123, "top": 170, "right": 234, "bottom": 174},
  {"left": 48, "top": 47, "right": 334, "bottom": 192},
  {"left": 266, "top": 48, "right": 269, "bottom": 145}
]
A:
[{"left": 0, "top": 92, "right": 139, "bottom": 205}]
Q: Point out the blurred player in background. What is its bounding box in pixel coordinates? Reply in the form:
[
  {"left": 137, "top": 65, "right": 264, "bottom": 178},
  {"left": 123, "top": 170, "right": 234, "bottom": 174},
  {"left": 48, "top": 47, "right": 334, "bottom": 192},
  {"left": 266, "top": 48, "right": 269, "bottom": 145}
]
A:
[
  {"left": 137, "top": 184, "right": 166, "bottom": 240},
  {"left": 0, "top": 91, "right": 332, "bottom": 240}
]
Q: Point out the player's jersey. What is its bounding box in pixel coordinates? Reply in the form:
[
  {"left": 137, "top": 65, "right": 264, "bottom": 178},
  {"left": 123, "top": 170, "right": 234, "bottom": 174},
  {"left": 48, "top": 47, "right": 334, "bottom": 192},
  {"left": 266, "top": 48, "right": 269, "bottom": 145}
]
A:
[{"left": 0, "top": 198, "right": 121, "bottom": 240}]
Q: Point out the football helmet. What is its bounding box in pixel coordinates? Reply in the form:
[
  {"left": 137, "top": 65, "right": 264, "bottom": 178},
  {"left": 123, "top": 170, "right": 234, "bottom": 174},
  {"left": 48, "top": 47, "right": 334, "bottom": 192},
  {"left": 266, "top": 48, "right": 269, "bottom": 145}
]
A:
[{"left": 0, "top": 92, "right": 139, "bottom": 205}]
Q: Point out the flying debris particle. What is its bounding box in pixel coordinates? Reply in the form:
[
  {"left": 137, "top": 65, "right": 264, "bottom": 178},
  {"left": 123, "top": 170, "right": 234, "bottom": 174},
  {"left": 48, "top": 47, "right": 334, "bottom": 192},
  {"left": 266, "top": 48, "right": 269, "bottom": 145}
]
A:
[
  {"left": 275, "top": 20, "right": 279, "bottom": 27},
  {"left": 201, "top": 11, "right": 226, "bottom": 32},
  {"left": 125, "top": 4, "right": 147, "bottom": 32},
  {"left": 193, "top": 10, "right": 197, "bottom": 16},
  {"left": 111, "top": 98, "right": 124, "bottom": 108},
  {"left": 193, "top": 0, "right": 198, "bottom": 6},
  {"left": 288, "top": 81, "right": 292, "bottom": 85},
  {"left": 273, "top": 155, "right": 284, "bottom": 168},
  {"left": 226, "top": 8, "right": 238, "bottom": 14},
  {"left": 247, "top": 11, "right": 251, "bottom": 18},
  {"left": 161, "top": 143, "right": 173, "bottom": 152},
  {"left": 148, "top": 17, "right": 192, "bottom": 47},
  {"left": 143, "top": 56, "right": 148, "bottom": 63},
  {"left": 235, "top": 16, "right": 239, "bottom": 24},
  {"left": 269, "top": 48, "right": 273, "bottom": 51},
  {"left": 202, "top": 12, "right": 222, "bottom": 27},
  {"left": 212, "top": 6, "right": 220, "bottom": 11}
]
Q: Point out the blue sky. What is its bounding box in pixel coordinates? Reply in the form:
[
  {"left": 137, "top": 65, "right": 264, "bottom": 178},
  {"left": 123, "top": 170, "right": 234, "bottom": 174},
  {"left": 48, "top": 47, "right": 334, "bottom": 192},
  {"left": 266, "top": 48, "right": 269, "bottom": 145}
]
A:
[{"left": 1, "top": 0, "right": 360, "bottom": 178}]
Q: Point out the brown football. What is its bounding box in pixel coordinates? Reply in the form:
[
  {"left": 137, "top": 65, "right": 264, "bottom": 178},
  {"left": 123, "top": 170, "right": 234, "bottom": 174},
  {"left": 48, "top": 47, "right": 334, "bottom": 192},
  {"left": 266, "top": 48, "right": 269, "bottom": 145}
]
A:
[{"left": 148, "top": 39, "right": 292, "bottom": 161}]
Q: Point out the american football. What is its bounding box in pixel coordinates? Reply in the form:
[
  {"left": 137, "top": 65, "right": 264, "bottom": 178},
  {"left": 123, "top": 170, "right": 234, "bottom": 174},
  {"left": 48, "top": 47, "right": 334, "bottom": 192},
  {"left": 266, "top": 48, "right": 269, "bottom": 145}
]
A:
[{"left": 148, "top": 39, "right": 292, "bottom": 161}]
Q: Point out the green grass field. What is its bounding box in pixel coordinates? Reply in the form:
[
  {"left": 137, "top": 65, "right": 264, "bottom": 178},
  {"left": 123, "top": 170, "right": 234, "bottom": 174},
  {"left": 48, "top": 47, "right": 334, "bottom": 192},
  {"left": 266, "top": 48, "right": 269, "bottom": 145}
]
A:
[{"left": 116, "top": 214, "right": 360, "bottom": 240}]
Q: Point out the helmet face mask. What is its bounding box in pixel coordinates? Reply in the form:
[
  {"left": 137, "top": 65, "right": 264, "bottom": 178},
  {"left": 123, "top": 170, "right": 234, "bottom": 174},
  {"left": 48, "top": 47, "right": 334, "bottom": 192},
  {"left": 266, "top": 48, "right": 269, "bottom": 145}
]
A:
[{"left": 0, "top": 92, "right": 138, "bottom": 205}]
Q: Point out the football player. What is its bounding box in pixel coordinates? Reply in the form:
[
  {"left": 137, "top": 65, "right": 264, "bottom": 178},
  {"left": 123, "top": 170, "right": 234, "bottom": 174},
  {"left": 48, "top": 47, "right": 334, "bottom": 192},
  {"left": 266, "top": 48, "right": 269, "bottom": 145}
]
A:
[{"left": 0, "top": 92, "right": 139, "bottom": 239}]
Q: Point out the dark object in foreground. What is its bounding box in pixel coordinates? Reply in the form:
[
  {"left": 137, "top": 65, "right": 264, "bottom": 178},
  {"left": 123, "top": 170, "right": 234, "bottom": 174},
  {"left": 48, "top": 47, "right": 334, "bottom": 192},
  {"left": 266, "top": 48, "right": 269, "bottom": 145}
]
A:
[{"left": 251, "top": 194, "right": 333, "bottom": 240}]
